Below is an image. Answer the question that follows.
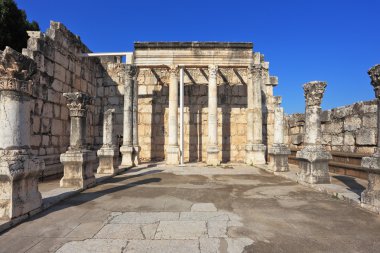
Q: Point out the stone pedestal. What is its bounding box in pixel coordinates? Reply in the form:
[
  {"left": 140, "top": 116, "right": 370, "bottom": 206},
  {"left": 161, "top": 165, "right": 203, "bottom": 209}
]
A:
[
  {"left": 60, "top": 92, "right": 95, "bottom": 189},
  {"left": 246, "top": 144, "right": 266, "bottom": 165},
  {"left": 361, "top": 64, "right": 380, "bottom": 211},
  {"left": 121, "top": 65, "right": 136, "bottom": 167},
  {"left": 296, "top": 81, "right": 331, "bottom": 184},
  {"left": 296, "top": 146, "right": 331, "bottom": 184},
  {"left": 0, "top": 47, "right": 44, "bottom": 219},
  {"left": 207, "top": 65, "right": 220, "bottom": 166},
  {"left": 60, "top": 150, "right": 96, "bottom": 188},
  {"left": 97, "top": 109, "right": 119, "bottom": 174}
]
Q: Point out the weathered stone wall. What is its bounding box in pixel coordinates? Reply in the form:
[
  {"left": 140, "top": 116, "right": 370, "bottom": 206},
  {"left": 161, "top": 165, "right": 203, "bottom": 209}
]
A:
[
  {"left": 286, "top": 100, "right": 377, "bottom": 154},
  {"left": 21, "top": 21, "right": 104, "bottom": 177}
]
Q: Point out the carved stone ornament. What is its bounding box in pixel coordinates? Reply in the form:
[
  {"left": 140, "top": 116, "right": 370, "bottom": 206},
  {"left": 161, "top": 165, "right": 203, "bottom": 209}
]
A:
[
  {"left": 303, "top": 81, "right": 327, "bottom": 107},
  {"left": 247, "top": 64, "right": 262, "bottom": 80},
  {"left": 0, "top": 47, "right": 38, "bottom": 95},
  {"left": 273, "top": 96, "right": 282, "bottom": 107},
  {"left": 368, "top": 64, "right": 380, "bottom": 98},
  {"left": 126, "top": 64, "right": 137, "bottom": 79},
  {"left": 208, "top": 65, "right": 218, "bottom": 79},
  {"left": 169, "top": 65, "right": 179, "bottom": 77},
  {"left": 63, "top": 92, "right": 92, "bottom": 117}
]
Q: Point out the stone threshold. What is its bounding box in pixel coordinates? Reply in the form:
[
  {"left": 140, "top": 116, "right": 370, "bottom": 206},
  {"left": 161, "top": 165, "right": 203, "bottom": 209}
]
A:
[
  {"left": 0, "top": 167, "right": 132, "bottom": 234},
  {"left": 255, "top": 164, "right": 380, "bottom": 215}
]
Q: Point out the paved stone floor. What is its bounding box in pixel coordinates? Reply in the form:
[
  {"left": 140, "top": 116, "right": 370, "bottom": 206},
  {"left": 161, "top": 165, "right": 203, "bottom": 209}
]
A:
[{"left": 1, "top": 164, "right": 380, "bottom": 252}]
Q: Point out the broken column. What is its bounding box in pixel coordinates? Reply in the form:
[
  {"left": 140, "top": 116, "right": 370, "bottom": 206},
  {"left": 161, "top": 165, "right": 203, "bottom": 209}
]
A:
[
  {"left": 60, "top": 92, "right": 96, "bottom": 189},
  {"left": 0, "top": 47, "right": 44, "bottom": 219},
  {"left": 97, "top": 109, "right": 119, "bottom": 174},
  {"left": 361, "top": 64, "right": 380, "bottom": 211},
  {"left": 296, "top": 81, "right": 331, "bottom": 184},
  {"left": 245, "top": 61, "right": 266, "bottom": 165},
  {"left": 207, "top": 64, "right": 220, "bottom": 166},
  {"left": 268, "top": 96, "right": 291, "bottom": 172},
  {"left": 120, "top": 64, "right": 135, "bottom": 167}
]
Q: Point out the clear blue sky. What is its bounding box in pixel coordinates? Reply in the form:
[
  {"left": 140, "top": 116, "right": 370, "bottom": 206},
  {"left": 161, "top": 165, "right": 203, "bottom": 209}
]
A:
[{"left": 15, "top": 0, "right": 379, "bottom": 114}]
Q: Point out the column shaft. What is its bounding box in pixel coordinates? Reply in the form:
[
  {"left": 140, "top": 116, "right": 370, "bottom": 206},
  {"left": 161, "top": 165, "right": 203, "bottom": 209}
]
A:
[
  {"left": 207, "top": 65, "right": 220, "bottom": 166},
  {"left": 132, "top": 70, "right": 140, "bottom": 164}
]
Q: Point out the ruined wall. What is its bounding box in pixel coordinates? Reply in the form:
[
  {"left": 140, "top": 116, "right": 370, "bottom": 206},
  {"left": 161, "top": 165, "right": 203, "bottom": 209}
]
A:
[
  {"left": 136, "top": 68, "right": 275, "bottom": 163},
  {"left": 21, "top": 21, "right": 104, "bottom": 177},
  {"left": 286, "top": 100, "right": 377, "bottom": 154}
]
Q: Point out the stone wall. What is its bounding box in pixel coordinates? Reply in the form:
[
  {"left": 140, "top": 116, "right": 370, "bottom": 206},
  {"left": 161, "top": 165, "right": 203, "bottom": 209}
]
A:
[
  {"left": 286, "top": 100, "right": 377, "bottom": 154},
  {"left": 21, "top": 21, "right": 104, "bottom": 177}
]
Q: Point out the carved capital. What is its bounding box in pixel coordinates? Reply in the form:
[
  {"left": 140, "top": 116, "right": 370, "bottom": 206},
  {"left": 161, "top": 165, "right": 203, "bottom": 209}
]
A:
[
  {"left": 208, "top": 65, "right": 218, "bottom": 79},
  {"left": 0, "top": 47, "right": 38, "bottom": 96},
  {"left": 125, "top": 64, "right": 137, "bottom": 79},
  {"left": 303, "top": 81, "right": 327, "bottom": 107},
  {"left": 169, "top": 65, "right": 179, "bottom": 78},
  {"left": 273, "top": 96, "right": 282, "bottom": 107},
  {"left": 63, "top": 92, "right": 92, "bottom": 117},
  {"left": 368, "top": 64, "right": 380, "bottom": 98},
  {"left": 247, "top": 64, "right": 262, "bottom": 80}
]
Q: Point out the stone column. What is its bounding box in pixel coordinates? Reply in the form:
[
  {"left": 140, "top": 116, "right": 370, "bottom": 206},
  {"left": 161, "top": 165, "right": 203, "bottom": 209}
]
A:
[
  {"left": 268, "top": 96, "right": 290, "bottom": 172},
  {"left": 207, "top": 65, "right": 220, "bottom": 166},
  {"left": 246, "top": 64, "right": 266, "bottom": 165},
  {"left": 166, "top": 65, "right": 180, "bottom": 165},
  {"left": 97, "top": 109, "right": 120, "bottom": 174},
  {"left": 361, "top": 64, "right": 380, "bottom": 212},
  {"left": 60, "top": 92, "right": 96, "bottom": 189},
  {"left": 0, "top": 47, "right": 44, "bottom": 219},
  {"left": 120, "top": 64, "right": 135, "bottom": 167},
  {"left": 132, "top": 69, "right": 140, "bottom": 165},
  {"left": 296, "top": 81, "right": 331, "bottom": 184}
]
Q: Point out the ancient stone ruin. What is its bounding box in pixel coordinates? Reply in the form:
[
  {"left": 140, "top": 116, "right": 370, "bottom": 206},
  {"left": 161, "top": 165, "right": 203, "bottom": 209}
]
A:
[{"left": 0, "top": 20, "right": 379, "bottom": 221}]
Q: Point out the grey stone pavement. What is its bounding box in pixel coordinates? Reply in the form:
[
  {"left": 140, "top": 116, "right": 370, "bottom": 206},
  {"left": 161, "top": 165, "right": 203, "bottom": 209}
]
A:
[{"left": 1, "top": 163, "right": 380, "bottom": 253}]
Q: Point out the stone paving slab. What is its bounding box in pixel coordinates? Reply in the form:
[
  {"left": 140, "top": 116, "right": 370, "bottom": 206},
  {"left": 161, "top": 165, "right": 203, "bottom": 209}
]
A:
[
  {"left": 94, "top": 224, "right": 145, "bottom": 239},
  {"left": 154, "top": 220, "right": 207, "bottom": 239},
  {"left": 110, "top": 212, "right": 179, "bottom": 224},
  {"left": 56, "top": 239, "right": 127, "bottom": 253},
  {"left": 125, "top": 239, "right": 200, "bottom": 253}
]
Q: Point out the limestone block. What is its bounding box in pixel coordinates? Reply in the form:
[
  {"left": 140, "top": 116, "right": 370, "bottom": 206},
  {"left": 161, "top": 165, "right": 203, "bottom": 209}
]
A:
[
  {"left": 54, "top": 64, "right": 66, "bottom": 82},
  {"left": 291, "top": 134, "right": 303, "bottom": 145},
  {"left": 356, "top": 128, "right": 376, "bottom": 145},
  {"left": 344, "top": 132, "right": 355, "bottom": 146},
  {"left": 320, "top": 110, "right": 331, "bottom": 122},
  {"left": 323, "top": 121, "right": 343, "bottom": 134},
  {"left": 43, "top": 103, "right": 53, "bottom": 118},
  {"left": 331, "top": 134, "right": 344, "bottom": 146},
  {"left": 344, "top": 116, "right": 361, "bottom": 131},
  {"left": 362, "top": 114, "right": 377, "bottom": 128},
  {"left": 296, "top": 146, "right": 331, "bottom": 184}
]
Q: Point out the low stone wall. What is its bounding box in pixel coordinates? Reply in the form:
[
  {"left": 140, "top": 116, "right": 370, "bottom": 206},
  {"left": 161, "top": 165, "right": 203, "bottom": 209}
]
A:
[{"left": 286, "top": 100, "right": 377, "bottom": 154}]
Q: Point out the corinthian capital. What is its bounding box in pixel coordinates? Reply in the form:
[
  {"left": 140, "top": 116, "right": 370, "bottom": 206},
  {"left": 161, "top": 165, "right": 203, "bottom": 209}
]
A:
[
  {"left": 273, "top": 96, "right": 282, "bottom": 107},
  {"left": 303, "top": 81, "right": 327, "bottom": 107},
  {"left": 368, "top": 64, "right": 380, "bottom": 98},
  {"left": 169, "top": 65, "right": 179, "bottom": 78},
  {"left": 247, "top": 64, "right": 262, "bottom": 80},
  {"left": 125, "top": 64, "right": 137, "bottom": 79},
  {"left": 63, "top": 92, "right": 93, "bottom": 117},
  {"left": 208, "top": 65, "right": 218, "bottom": 79}
]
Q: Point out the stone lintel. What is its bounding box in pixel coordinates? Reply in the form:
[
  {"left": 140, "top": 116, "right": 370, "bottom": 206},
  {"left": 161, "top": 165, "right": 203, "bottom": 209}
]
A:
[{"left": 134, "top": 42, "right": 253, "bottom": 50}]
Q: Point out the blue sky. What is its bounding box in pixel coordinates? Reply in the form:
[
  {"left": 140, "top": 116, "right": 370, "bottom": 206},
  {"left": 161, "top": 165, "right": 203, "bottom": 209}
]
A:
[{"left": 15, "top": 0, "right": 379, "bottom": 114}]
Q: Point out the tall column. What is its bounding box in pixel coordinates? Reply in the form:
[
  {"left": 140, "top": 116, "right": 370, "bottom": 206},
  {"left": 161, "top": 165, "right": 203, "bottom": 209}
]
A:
[
  {"left": 296, "top": 81, "right": 331, "bottom": 184},
  {"left": 0, "top": 47, "right": 44, "bottom": 219},
  {"left": 120, "top": 64, "right": 135, "bottom": 167},
  {"left": 207, "top": 65, "right": 220, "bottom": 166},
  {"left": 166, "top": 65, "right": 180, "bottom": 165},
  {"left": 361, "top": 64, "right": 380, "bottom": 212},
  {"left": 132, "top": 69, "right": 140, "bottom": 165},
  {"left": 268, "top": 96, "right": 290, "bottom": 172},
  {"left": 246, "top": 64, "right": 266, "bottom": 165},
  {"left": 60, "top": 92, "right": 96, "bottom": 189},
  {"left": 97, "top": 109, "right": 119, "bottom": 174}
]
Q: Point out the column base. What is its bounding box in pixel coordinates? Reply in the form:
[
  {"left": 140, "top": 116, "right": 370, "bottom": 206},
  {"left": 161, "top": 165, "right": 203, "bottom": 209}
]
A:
[
  {"left": 268, "top": 144, "right": 291, "bottom": 172},
  {"left": 296, "top": 146, "right": 331, "bottom": 184},
  {"left": 207, "top": 146, "right": 220, "bottom": 166},
  {"left": 360, "top": 155, "right": 380, "bottom": 211},
  {"left": 60, "top": 150, "right": 96, "bottom": 189},
  {"left": 120, "top": 145, "right": 134, "bottom": 167},
  {"left": 133, "top": 146, "right": 141, "bottom": 165},
  {"left": 166, "top": 145, "right": 180, "bottom": 165},
  {"left": 97, "top": 147, "right": 120, "bottom": 174},
  {"left": 0, "top": 152, "right": 44, "bottom": 219},
  {"left": 245, "top": 144, "right": 266, "bottom": 165}
]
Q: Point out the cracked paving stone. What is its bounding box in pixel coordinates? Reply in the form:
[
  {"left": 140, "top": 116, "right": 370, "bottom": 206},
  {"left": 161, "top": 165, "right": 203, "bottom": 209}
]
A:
[
  {"left": 191, "top": 203, "right": 218, "bottom": 212},
  {"left": 154, "top": 221, "right": 207, "bottom": 240},
  {"left": 125, "top": 239, "right": 200, "bottom": 253},
  {"left": 56, "top": 239, "right": 127, "bottom": 253},
  {"left": 94, "top": 224, "right": 144, "bottom": 239},
  {"left": 110, "top": 212, "right": 179, "bottom": 224},
  {"left": 180, "top": 211, "right": 230, "bottom": 221}
]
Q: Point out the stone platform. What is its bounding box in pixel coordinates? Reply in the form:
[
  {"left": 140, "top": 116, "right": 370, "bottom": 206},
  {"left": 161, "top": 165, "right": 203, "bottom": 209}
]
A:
[{"left": 0, "top": 164, "right": 379, "bottom": 253}]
